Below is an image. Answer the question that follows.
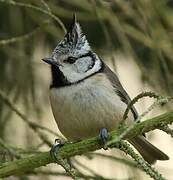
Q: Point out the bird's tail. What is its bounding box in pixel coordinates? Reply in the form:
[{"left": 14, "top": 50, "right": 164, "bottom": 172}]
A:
[{"left": 129, "top": 136, "right": 169, "bottom": 164}]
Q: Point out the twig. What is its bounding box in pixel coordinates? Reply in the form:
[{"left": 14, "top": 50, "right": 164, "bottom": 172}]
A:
[
  {"left": 159, "top": 125, "right": 173, "bottom": 138},
  {"left": 0, "top": 90, "right": 63, "bottom": 147},
  {"left": 0, "top": 111, "right": 173, "bottom": 178},
  {"left": 123, "top": 91, "right": 161, "bottom": 121},
  {"left": 117, "top": 141, "right": 165, "bottom": 180},
  {"left": 27, "top": 170, "right": 71, "bottom": 177},
  {"left": 90, "top": 0, "right": 117, "bottom": 70},
  {"left": 40, "top": 0, "right": 51, "bottom": 12},
  {"left": 0, "top": 21, "right": 49, "bottom": 46},
  {"left": 29, "top": 122, "right": 64, "bottom": 139},
  {"left": 0, "top": 0, "right": 66, "bottom": 33},
  {"left": 0, "top": 138, "right": 21, "bottom": 160},
  {"left": 106, "top": 96, "right": 173, "bottom": 147},
  {"left": 55, "top": 157, "right": 78, "bottom": 180}
]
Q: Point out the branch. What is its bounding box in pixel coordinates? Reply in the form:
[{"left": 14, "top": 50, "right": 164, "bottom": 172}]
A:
[
  {"left": 0, "top": 0, "right": 66, "bottom": 33},
  {"left": 118, "top": 141, "right": 165, "bottom": 180},
  {"left": 0, "top": 21, "right": 53, "bottom": 46},
  {"left": 0, "top": 90, "right": 64, "bottom": 147},
  {"left": 123, "top": 91, "right": 161, "bottom": 121},
  {"left": 106, "top": 96, "right": 173, "bottom": 147},
  {"left": 159, "top": 125, "right": 173, "bottom": 138},
  {"left": 0, "top": 111, "right": 172, "bottom": 178}
]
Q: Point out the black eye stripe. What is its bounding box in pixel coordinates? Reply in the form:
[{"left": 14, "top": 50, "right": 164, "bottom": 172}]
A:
[
  {"left": 63, "top": 57, "right": 76, "bottom": 64},
  {"left": 63, "top": 51, "right": 94, "bottom": 64},
  {"left": 80, "top": 51, "right": 95, "bottom": 72},
  {"left": 78, "top": 51, "right": 93, "bottom": 59}
]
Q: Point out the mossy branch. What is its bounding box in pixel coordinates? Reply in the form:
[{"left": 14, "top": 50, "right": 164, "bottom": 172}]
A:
[{"left": 0, "top": 111, "right": 173, "bottom": 178}]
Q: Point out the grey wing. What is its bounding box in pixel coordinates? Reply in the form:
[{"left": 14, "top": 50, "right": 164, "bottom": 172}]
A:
[
  {"left": 102, "top": 63, "right": 169, "bottom": 163},
  {"left": 103, "top": 63, "right": 138, "bottom": 120}
]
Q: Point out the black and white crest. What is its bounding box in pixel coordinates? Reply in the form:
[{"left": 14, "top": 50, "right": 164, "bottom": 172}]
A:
[{"left": 53, "top": 15, "right": 90, "bottom": 57}]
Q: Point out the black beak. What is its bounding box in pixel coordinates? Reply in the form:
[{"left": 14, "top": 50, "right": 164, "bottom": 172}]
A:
[
  {"left": 42, "top": 57, "right": 62, "bottom": 67},
  {"left": 42, "top": 57, "right": 54, "bottom": 65}
]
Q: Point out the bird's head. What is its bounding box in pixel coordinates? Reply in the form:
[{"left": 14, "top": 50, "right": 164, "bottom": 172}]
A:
[{"left": 42, "top": 15, "right": 102, "bottom": 87}]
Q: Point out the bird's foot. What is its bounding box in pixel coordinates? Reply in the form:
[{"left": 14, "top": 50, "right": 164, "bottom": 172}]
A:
[
  {"left": 50, "top": 139, "right": 65, "bottom": 161},
  {"left": 98, "top": 128, "right": 109, "bottom": 150}
]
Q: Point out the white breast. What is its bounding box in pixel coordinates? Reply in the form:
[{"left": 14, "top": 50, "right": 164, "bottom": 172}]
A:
[{"left": 50, "top": 73, "right": 133, "bottom": 141}]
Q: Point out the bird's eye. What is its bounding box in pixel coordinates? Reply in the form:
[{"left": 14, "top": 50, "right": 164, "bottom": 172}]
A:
[{"left": 63, "top": 57, "right": 76, "bottom": 64}]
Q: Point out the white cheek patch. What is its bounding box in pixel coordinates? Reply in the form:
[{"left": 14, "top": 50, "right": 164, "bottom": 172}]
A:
[
  {"left": 75, "top": 57, "right": 92, "bottom": 73},
  {"left": 59, "top": 55, "right": 102, "bottom": 84},
  {"left": 59, "top": 64, "right": 79, "bottom": 83}
]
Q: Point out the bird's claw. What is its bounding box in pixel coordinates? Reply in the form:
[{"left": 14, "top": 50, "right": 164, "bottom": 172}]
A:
[
  {"left": 98, "top": 128, "right": 109, "bottom": 150},
  {"left": 50, "top": 139, "right": 65, "bottom": 161}
]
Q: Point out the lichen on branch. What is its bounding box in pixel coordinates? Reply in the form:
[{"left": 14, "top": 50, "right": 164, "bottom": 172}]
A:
[{"left": 0, "top": 111, "right": 173, "bottom": 179}]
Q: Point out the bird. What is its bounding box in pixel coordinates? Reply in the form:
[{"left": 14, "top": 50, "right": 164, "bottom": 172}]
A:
[{"left": 42, "top": 15, "right": 169, "bottom": 164}]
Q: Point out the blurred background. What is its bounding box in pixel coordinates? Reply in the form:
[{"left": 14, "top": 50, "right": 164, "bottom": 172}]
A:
[{"left": 0, "top": 0, "right": 173, "bottom": 179}]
